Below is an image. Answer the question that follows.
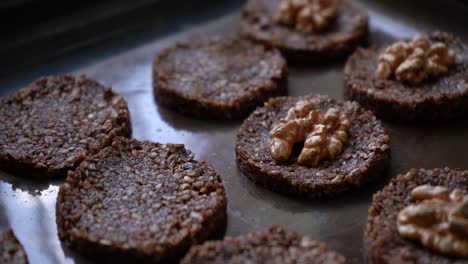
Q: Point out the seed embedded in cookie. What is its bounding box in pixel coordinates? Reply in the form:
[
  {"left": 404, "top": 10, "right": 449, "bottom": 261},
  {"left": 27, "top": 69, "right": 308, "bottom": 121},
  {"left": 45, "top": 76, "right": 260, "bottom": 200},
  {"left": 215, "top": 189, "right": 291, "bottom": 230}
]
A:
[
  {"left": 56, "top": 137, "right": 227, "bottom": 263},
  {"left": 181, "top": 226, "right": 346, "bottom": 264},
  {"left": 397, "top": 184, "right": 468, "bottom": 258},
  {"left": 236, "top": 95, "right": 390, "bottom": 198},
  {"left": 0, "top": 75, "right": 131, "bottom": 178},
  {"left": 0, "top": 229, "right": 28, "bottom": 264}
]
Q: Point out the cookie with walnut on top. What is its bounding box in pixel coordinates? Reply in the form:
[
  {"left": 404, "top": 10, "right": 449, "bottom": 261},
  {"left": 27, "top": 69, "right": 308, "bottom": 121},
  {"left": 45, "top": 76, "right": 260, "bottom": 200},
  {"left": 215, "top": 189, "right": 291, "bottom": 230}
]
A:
[
  {"left": 365, "top": 168, "right": 468, "bottom": 263},
  {"left": 240, "top": 0, "right": 369, "bottom": 63},
  {"left": 235, "top": 95, "right": 390, "bottom": 199},
  {"left": 344, "top": 31, "right": 468, "bottom": 121}
]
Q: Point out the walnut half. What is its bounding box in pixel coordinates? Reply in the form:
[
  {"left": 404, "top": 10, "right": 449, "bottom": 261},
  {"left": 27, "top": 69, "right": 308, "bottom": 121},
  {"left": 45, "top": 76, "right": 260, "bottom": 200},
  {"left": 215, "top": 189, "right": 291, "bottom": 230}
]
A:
[
  {"left": 376, "top": 35, "right": 455, "bottom": 84},
  {"left": 269, "top": 100, "right": 351, "bottom": 167},
  {"left": 397, "top": 184, "right": 468, "bottom": 258},
  {"left": 274, "top": 0, "right": 338, "bottom": 34}
]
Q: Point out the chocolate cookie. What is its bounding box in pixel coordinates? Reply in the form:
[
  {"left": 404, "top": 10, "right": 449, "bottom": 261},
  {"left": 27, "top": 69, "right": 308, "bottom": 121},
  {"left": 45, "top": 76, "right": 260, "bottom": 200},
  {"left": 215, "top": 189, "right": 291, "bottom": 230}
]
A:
[
  {"left": 56, "top": 137, "right": 227, "bottom": 263},
  {"left": 153, "top": 36, "right": 287, "bottom": 119},
  {"left": 236, "top": 95, "right": 390, "bottom": 198},
  {"left": 365, "top": 168, "right": 468, "bottom": 263},
  {"left": 0, "top": 229, "right": 28, "bottom": 264},
  {"left": 181, "top": 226, "right": 346, "bottom": 264},
  {"left": 240, "top": 0, "right": 368, "bottom": 63},
  {"left": 344, "top": 31, "right": 468, "bottom": 121},
  {"left": 0, "top": 75, "right": 131, "bottom": 178}
]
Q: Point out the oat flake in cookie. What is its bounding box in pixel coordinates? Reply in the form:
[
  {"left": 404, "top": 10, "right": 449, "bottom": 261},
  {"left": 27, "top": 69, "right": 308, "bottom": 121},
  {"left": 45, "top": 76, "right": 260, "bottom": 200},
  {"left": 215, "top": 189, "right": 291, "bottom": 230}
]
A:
[
  {"left": 344, "top": 31, "right": 468, "bottom": 121},
  {"left": 240, "top": 0, "right": 368, "bottom": 63},
  {"left": 181, "top": 226, "right": 346, "bottom": 264},
  {"left": 0, "top": 75, "right": 131, "bottom": 178},
  {"left": 153, "top": 35, "right": 287, "bottom": 119},
  {"left": 0, "top": 229, "right": 28, "bottom": 264},
  {"left": 365, "top": 168, "right": 468, "bottom": 263},
  {"left": 236, "top": 95, "right": 390, "bottom": 198},
  {"left": 56, "top": 137, "right": 227, "bottom": 263}
]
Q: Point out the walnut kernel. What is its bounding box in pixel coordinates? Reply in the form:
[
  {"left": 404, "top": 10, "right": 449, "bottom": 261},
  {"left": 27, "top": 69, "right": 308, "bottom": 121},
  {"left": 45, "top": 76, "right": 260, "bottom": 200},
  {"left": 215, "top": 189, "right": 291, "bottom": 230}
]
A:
[
  {"left": 376, "top": 35, "right": 455, "bottom": 84},
  {"left": 274, "top": 0, "right": 338, "bottom": 33},
  {"left": 269, "top": 100, "right": 351, "bottom": 167},
  {"left": 397, "top": 184, "right": 468, "bottom": 257}
]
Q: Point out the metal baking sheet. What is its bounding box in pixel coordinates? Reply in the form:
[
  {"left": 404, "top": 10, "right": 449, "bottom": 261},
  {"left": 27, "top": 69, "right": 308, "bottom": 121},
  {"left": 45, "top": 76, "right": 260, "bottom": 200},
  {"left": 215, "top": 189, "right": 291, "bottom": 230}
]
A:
[{"left": 1, "top": 1, "right": 468, "bottom": 263}]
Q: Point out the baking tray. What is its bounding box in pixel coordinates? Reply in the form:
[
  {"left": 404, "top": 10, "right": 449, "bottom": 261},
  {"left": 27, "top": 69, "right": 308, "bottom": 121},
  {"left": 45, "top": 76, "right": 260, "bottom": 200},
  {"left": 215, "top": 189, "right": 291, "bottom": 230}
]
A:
[{"left": 1, "top": 0, "right": 468, "bottom": 263}]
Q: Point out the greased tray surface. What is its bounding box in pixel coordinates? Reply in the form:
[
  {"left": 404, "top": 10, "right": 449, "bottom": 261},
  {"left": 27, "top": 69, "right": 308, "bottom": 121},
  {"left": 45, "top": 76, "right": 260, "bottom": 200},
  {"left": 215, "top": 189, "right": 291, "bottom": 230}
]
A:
[{"left": 1, "top": 1, "right": 468, "bottom": 263}]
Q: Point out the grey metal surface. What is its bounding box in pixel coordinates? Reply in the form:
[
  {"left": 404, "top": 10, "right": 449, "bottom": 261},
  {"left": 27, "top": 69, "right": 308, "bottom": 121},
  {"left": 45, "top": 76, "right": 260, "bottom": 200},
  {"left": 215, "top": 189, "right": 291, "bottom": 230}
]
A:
[{"left": 1, "top": 1, "right": 468, "bottom": 263}]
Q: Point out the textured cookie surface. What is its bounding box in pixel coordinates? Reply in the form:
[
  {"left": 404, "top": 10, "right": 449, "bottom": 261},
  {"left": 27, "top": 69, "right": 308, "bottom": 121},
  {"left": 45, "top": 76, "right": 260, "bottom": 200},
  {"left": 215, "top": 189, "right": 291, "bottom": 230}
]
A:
[
  {"left": 240, "top": 0, "right": 368, "bottom": 63},
  {"left": 181, "top": 226, "right": 346, "bottom": 264},
  {"left": 365, "top": 168, "right": 468, "bottom": 263},
  {"left": 344, "top": 31, "right": 468, "bottom": 121},
  {"left": 153, "top": 35, "right": 287, "bottom": 119},
  {"left": 56, "top": 137, "right": 227, "bottom": 263},
  {"left": 0, "top": 229, "right": 28, "bottom": 264},
  {"left": 236, "top": 95, "right": 390, "bottom": 198},
  {"left": 0, "top": 75, "right": 131, "bottom": 178}
]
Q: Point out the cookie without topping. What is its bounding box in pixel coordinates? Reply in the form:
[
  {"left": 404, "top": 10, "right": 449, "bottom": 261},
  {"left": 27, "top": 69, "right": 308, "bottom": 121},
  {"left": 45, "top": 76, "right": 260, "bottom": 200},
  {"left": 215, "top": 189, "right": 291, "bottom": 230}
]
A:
[
  {"left": 365, "top": 168, "right": 468, "bottom": 263},
  {"left": 240, "top": 0, "right": 368, "bottom": 63},
  {"left": 236, "top": 95, "right": 390, "bottom": 198},
  {"left": 0, "top": 75, "right": 131, "bottom": 178},
  {"left": 56, "top": 137, "right": 227, "bottom": 263},
  {"left": 0, "top": 229, "right": 28, "bottom": 264},
  {"left": 344, "top": 31, "right": 468, "bottom": 121},
  {"left": 153, "top": 35, "right": 287, "bottom": 119},
  {"left": 181, "top": 226, "right": 346, "bottom": 264}
]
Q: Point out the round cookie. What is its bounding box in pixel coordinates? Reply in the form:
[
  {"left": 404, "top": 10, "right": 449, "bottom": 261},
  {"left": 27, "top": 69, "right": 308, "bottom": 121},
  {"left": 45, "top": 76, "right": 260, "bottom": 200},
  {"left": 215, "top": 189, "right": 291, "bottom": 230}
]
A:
[
  {"left": 0, "top": 75, "right": 131, "bottom": 178},
  {"left": 181, "top": 226, "right": 346, "bottom": 264},
  {"left": 344, "top": 31, "right": 468, "bottom": 121},
  {"left": 236, "top": 95, "right": 390, "bottom": 198},
  {"left": 153, "top": 35, "right": 287, "bottom": 119},
  {"left": 0, "top": 229, "right": 28, "bottom": 264},
  {"left": 56, "top": 137, "right": 227, "bottom": 263},
  {"left": 365, "top": 168, "right": 468, "bottom": 263},
  {"left": 240, "top": 0, "right": 368, "bottom": 63}
]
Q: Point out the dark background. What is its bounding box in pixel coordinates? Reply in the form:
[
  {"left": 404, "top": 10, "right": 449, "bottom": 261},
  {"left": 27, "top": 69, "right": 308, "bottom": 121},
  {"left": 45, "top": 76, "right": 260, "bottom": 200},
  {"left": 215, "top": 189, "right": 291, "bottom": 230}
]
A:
[
  {"left": 2, "top": 0, "right": 467, "bottom": 73},
  {"left": 1, "top": 0, "right": 244, "bottom": 80}
]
